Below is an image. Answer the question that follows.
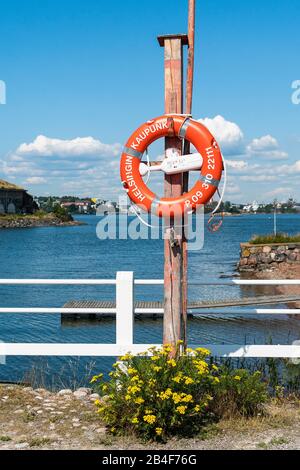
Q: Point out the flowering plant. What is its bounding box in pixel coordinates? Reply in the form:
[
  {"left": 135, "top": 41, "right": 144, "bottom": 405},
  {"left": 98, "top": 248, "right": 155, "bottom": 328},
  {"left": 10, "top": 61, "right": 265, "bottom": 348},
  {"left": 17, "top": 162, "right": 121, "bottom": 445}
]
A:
[{"left": 91, "top": 343, "right": 219, "bottom": 440}]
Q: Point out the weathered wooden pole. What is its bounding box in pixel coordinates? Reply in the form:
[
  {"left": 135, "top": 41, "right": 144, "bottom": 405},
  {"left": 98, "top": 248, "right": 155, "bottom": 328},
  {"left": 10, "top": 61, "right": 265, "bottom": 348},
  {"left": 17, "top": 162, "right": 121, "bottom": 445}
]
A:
[
  {"left": 182, "top": 0, "right": 196, "bottom": 347},
  {"left": 158, "top": 34, "right": 188, "bottom": 353}
]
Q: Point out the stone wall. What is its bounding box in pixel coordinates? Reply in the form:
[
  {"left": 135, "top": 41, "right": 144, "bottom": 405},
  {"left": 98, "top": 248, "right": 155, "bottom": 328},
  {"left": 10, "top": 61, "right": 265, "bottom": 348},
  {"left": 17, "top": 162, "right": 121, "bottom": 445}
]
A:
[{"left": 238, "top": 242, "right": 300, "bottom": 272}]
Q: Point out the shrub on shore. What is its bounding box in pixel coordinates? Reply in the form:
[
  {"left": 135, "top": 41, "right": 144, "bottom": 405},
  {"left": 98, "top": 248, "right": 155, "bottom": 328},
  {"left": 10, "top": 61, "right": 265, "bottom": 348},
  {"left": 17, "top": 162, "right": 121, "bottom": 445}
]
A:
[
  {"left": 249, "top": 233, "right": 300, "bottom": 245},
  {"left": 91, "top": 344, "right": 268, "bottom": 441}
]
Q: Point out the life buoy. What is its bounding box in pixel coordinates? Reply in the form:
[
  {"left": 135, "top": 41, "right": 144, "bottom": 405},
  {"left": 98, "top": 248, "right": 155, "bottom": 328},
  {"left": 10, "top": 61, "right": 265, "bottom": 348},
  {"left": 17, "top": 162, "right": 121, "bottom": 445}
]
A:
[{"left": 120, "top": 114, "right": 223, "bottom": 217}]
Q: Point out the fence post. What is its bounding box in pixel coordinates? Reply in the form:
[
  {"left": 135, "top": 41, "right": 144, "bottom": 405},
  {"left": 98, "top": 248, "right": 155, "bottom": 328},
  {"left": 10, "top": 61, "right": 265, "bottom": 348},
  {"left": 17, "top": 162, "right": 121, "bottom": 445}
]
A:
[{"left": 116, "top": 271, "right": 134, "bottom": 347}]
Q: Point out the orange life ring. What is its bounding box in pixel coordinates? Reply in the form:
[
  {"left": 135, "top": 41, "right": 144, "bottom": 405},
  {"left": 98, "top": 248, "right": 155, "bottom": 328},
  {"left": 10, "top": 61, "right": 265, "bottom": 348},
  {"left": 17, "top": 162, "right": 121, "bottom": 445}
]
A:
[{"left": 120, "top": 114, "right": 223, "bottom": 217}]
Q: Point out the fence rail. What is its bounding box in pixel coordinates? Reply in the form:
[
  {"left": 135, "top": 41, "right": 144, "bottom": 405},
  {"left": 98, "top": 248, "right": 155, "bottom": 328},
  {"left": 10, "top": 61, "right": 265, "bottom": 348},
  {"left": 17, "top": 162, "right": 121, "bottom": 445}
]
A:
[{"left": 1, "top": 272, "right": 300, "bottom": 358}]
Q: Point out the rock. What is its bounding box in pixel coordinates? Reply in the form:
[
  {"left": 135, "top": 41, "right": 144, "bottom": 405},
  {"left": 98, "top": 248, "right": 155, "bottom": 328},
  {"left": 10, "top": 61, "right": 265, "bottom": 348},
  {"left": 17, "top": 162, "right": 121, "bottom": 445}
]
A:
[
  {"left": 259, "top": 254, "right": 272, "bottom": 264},
  {"left": 73, "top": 390, "right": 88, "bottom": 399},
  {"left": 23, "top": 387, "right": 33, "bottom": 392},
  {"left": 57, "top": 389, "right": 73, "bottom": 396},
  {"left": 90, "top": 393, "right": 100, "bottom": 401},
  {"left": 72, "top": 423, "right": 81, "bottom": 428},
  {"left": 288, "top": 252, "right": 298, "bottom": 262},
  {"left": 34, "top": 388, "right": 47, "bottom": 394},
  {"left": 275, "top": 254, "right": 286, "bottom": 263},
  {"left": 262, "top": 246, "right": 272, "bottom": 254},
  {"left": 248, "top": 255, "right": 257, "bottom": 266},
  {"left": 96, "top": 427, "right": 106, "bottom": 434},
  {"left": 76, "top": 387, "right": 92, "bottom": 395},
  {"left": 15, "top": 442, "right": 29, "bottom": 449},
  {"left": 242, "top": 249, "right": 250, "bottom": 257},
  {"left": 14, "top": 409, "right": 24, "bottom": 414}
]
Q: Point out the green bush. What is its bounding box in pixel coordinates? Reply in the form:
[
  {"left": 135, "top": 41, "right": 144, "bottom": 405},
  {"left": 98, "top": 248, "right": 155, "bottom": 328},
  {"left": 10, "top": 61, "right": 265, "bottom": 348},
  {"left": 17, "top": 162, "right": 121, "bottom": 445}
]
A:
[
  {"left": 211, "top": 368, "right": 268, "bottom": 418},
  {"left": 250, "top": 233, "right": 300, "bottom": 245},
  {"left": 34, "top": 210, "right": 47, "bottom": 218},
  {"left": 53, "top": 204, "right": 72, "bottom": 222},
  {"left": 91, "top": 345, "right": 269, "bottom": 441}
]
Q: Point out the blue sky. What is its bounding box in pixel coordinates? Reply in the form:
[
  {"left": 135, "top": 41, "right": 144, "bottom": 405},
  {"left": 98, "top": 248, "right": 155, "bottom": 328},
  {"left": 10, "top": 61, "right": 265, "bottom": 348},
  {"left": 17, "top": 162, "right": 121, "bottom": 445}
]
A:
[{"left": 0, "top": 0, "right": 299, "bottom": 203}]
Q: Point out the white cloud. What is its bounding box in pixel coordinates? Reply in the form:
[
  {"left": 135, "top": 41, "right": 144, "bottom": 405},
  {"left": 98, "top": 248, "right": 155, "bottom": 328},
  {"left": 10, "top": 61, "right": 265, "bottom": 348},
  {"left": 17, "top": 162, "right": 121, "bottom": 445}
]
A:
[
  {"left": 15, "top": 135, "right": 121, "bottom": 158},
  {"left": 248, "top": 135, "right": 278, "bottom": 152},
  {"left": 226, "top": 159, "right": 249, "bottom": 170},
  {"left": 240, "top": 175, "right": 277, "bottom": 182},
  {"left": 25, "top": 176, "right": 47, "bottom": 184},
  {"left": 265, "top": 187, "right": 291, "bottom": 198},
  {"left": 247, "top": 135, "right": 288, "bottom": 160},
  {"left": 199, "top": 115, "right": 244, "bottom": 155},
  {"left": 225, "top": 183, "right": 241, "bottom": 195}
]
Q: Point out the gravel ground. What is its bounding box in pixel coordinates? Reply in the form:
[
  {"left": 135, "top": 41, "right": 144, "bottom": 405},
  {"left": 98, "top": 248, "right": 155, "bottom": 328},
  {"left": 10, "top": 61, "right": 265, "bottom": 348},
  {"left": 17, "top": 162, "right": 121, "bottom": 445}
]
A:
[{"left": 0, "top": 385, "right": 300, "bottom": 450}]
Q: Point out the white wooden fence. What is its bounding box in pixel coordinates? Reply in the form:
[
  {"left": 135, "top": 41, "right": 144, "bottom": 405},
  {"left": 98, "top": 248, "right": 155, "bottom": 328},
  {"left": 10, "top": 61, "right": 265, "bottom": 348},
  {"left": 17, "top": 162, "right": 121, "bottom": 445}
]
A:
[{"left": 1, "top": 272, "right": 300, "bottom": 358}]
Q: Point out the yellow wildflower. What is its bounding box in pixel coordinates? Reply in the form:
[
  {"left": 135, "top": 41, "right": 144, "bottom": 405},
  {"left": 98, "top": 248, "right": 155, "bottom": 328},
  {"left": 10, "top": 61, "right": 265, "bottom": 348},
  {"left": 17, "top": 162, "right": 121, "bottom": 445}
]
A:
[
  {"left": 196, "top": 347, "right": 210, "bottom": 356},
  {"left": 212, "top": 364, "right": 219, "bottom": 371},
  {"left": 120, "top": 353, "right": 132, "bottom": 361},
  {"left": 130, "top": 375, "right": 140, "bottom": 382},
  {"left": 172, "top": 393, "right": 181, "bottom": 404},
  {"left": 125, "top": 395, "right": 131, "bottom": 401},
  {"left": 90, "top": 373, "right": 103, "bottom": 383},
  {"left": 132, "top": 417, "right": 139, "bottom": 424},
  {"left": 172, "top": 376, "right": 182, "bottom": 384},
  {"left": 94, "top": 399, "right": 101, "bottom": 406},
  {"left": 181, "top": 394, "right": 193, "bottom": 403},
  {"left": 176, "top": 406, "right": 187, "bottom": 415},
  {"left": 234, "top": 375, "right": 241, "bottom": 381},
  {"left": 155, "top": 428, "right": 163, "bottom": 436},
  {"left": 135, "top": 397, "right": 145, "bottom": 405},
  {"left": 184, "top": 377, "right": 194, "bottom": 385},
  {"left": 159, "top": 388, "right": 173, "bottom": 400},
  {"left": 167, "top": 359, "right": 176, "bottom": 367},
  {"left": 144, "top": 409, "right": 153, "bottom": 415},
  {"left": 97, "top": 407, "right": 105, "bottom": 414},
  {"left": 127, "top": 385, "right": 141, "bottom": 395},
  {"left": 213, "top": 377, "right": 220, "bottom": 384},
  {"left": 194, "top": 405, "right": 201, "bottom": 412},
  {"left": 151, "top": 356, "right": 160, "bottom": 361},
  {"left": 143, "top": 415, "right": 157, "bottom": 424},
  {"left": 153, "top": 366, "right": 162, "bottom": 372},
  {"left": 127, "top": 368, "right": 138, "bottom": 375},
  {"left": 102, "top": 384, "right": 108, "bottom": 391}
]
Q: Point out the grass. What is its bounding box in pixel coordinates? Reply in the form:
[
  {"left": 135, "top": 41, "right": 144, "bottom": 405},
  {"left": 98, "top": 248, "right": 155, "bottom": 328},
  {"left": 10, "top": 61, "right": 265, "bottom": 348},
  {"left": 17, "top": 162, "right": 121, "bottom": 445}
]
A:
[
  {"left": 249, "top": 233, "right": 300, "bottom": 245},
  {"left": 0, "top": 435, "right": 12, "bottom": 442},
  {"left": 28, "top": 437, "right": 53, "bottom": 448}
]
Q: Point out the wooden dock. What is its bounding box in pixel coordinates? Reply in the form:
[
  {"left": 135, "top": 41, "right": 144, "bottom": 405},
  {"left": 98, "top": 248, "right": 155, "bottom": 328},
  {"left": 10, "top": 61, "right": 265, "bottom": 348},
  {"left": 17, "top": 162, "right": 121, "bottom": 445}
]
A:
[{"left": 62, "top": 294, "right": 300, "bottom": 320}]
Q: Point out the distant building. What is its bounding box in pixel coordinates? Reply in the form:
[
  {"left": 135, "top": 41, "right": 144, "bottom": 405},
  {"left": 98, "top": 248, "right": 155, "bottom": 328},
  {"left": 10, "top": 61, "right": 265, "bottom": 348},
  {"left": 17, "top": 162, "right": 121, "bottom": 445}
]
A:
[
  {"left": 61, "top": 201, "right": 92, "bottom": 214},
  {"left": 0, "top": 179, "right": 37, "bottom": 214},
  {"left": 243, "top": 201, "right": 260, "bottom": 212}
]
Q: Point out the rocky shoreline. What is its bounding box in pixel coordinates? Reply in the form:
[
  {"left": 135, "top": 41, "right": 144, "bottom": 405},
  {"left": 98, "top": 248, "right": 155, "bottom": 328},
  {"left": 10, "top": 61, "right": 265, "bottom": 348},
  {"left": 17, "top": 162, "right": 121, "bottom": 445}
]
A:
[
  {"left": 1, "top": 384, "right": 300, "bottom": 450},
  {"left": 238, "top": 242, "right": 300, "bottom": 272},
  {"left": 0, "top": 215, "right": 84, "bottom": 229}
]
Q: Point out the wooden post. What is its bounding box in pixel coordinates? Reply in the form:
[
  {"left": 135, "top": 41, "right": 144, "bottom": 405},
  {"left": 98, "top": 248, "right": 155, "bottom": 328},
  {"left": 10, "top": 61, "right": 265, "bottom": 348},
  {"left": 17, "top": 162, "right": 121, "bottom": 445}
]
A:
[
  {"left": 182, "top": 0, "right": 196, "bottom": 348},
  {"left": 158, "top": 34, "right": 188, "bottom": 352}
]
